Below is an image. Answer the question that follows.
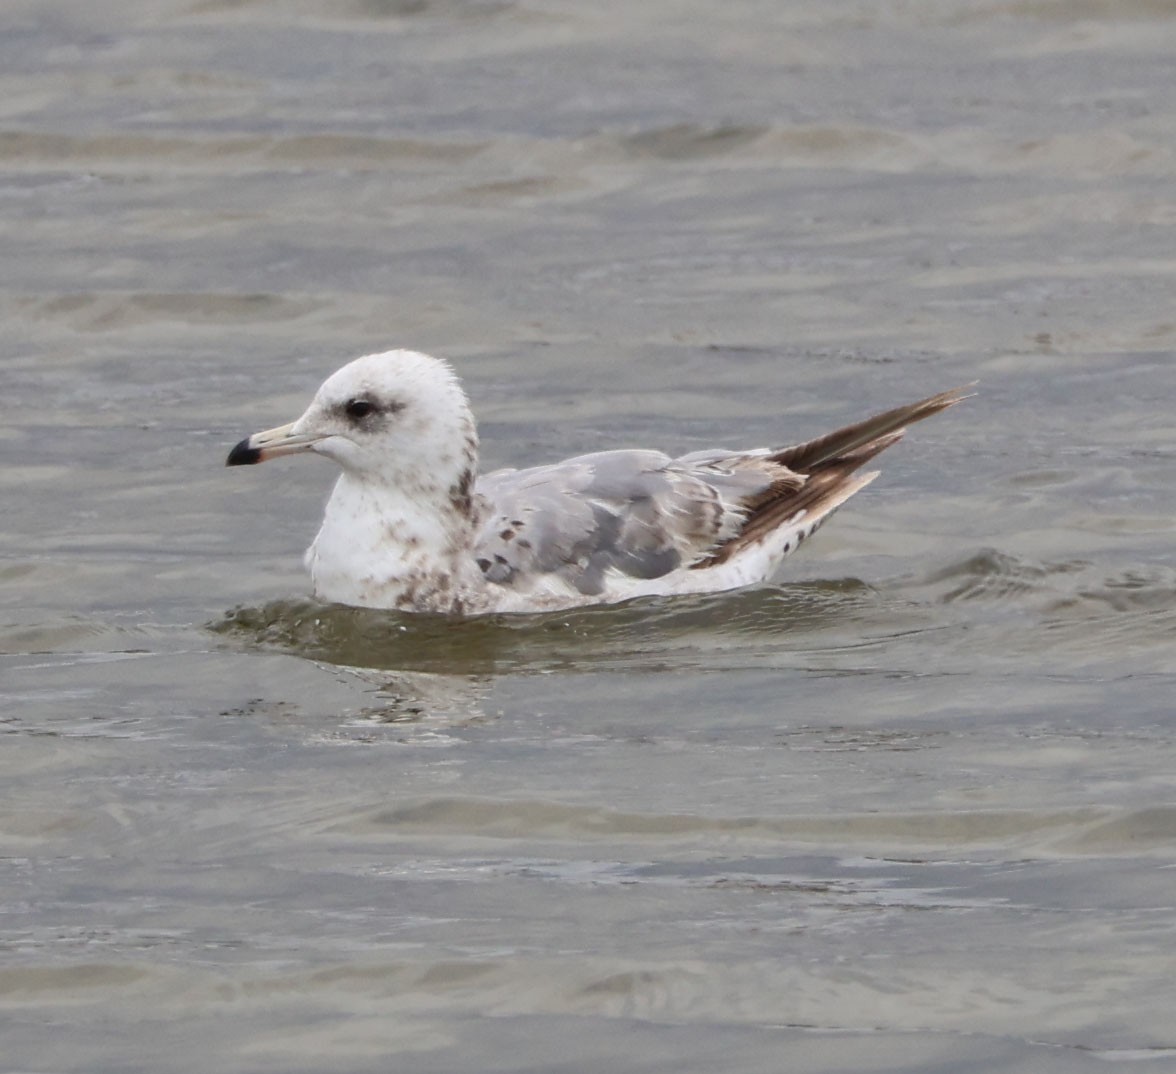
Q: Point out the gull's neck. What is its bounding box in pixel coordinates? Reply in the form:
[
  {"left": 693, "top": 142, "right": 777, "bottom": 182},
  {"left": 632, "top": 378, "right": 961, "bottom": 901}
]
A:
[{"left": 307, "top": 466, "right": 482, "bottom": 613}]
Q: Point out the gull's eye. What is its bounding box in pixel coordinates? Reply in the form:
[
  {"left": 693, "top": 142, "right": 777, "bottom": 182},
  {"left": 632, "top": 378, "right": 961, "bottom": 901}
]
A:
[{"left": 345, "top": 398, "right": 375, "bottom": 420}]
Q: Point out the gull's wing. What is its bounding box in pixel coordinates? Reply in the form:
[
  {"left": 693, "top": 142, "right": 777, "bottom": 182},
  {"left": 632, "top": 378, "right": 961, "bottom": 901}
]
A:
[
  {"left": 471, "top": 386, "right": 969, "bottom": 599},
  {"left": 473, "top": 449, "right": 784, "bottom": 598}
]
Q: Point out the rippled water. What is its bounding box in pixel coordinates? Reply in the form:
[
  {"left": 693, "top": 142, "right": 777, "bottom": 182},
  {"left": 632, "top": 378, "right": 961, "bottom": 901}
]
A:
[{"left": 5, "top": 2, "right": 1176, "bottom": 1071}]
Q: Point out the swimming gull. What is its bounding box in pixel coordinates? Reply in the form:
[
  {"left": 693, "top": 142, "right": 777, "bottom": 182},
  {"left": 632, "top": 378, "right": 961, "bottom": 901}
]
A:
[{"left": 226, "top": 349, "right": 967, "bottom": 614}]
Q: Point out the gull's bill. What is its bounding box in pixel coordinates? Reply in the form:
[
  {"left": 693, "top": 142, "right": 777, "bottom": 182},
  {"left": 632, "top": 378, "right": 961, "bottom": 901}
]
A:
[{"left": 226, "top": 422, "right": 325, "bottom": 466}]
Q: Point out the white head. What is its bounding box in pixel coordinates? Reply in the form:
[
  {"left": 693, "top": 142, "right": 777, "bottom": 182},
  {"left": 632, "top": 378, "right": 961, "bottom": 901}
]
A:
[{"left": 227, "top": 349, "right": 479, "bottom": 507}]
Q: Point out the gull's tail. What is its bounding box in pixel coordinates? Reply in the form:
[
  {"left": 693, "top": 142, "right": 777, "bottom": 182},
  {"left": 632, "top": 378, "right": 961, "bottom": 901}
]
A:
[{"left": 696, "top": 385, "right": 972, "bottom": 568}]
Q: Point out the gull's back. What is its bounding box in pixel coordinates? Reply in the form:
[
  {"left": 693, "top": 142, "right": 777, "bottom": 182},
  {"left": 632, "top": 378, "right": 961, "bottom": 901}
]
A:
[{"left": 469, "top": 384, "right": 967, "bottom": 612}]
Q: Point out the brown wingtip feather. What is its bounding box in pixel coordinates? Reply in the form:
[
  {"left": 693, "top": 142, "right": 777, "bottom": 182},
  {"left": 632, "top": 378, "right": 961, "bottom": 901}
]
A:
[
  {"left": 770, "top": 383, "right": 974, "bottom": 473},
  {"left": 695, "top": 384, "right": 972, "bottom": 568}
]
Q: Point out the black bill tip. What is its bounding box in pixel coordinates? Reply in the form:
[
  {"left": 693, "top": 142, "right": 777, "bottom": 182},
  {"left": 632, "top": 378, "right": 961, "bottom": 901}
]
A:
[{"left": 226, "top": 437, "right": 262, "bottom": 466}]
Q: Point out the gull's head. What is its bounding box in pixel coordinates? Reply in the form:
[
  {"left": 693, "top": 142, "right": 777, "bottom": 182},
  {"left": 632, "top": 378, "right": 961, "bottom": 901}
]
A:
[{"left": 226, "top": 349, "right": 477, "bottom": 492}]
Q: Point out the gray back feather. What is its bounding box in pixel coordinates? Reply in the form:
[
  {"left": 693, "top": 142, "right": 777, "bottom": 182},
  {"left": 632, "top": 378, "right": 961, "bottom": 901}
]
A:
[{"left": 473, "top": 449, "right": 774, "bottom": 596}]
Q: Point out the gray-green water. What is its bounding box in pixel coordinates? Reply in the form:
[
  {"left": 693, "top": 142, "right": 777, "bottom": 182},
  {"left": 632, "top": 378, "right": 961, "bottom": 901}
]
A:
[{"left": 4, "top": 2, "right": 1176, "bottom": 1071}]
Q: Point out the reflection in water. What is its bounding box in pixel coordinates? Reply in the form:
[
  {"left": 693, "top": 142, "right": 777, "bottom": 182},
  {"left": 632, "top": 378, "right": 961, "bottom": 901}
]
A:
[
  {"left": 210, "top": 550, "right": 1176, "bottom": 678},
  {"left": 333, "top": 664, "right": 493, "bottom": 731},
  {"left": 209, "top": 577, "right": 876, "bottom": 673}
]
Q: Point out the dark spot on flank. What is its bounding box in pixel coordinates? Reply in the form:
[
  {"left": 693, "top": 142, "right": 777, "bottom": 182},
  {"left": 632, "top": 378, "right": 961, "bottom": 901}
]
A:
[
  {"left": 499, "top": 528, "right": 515, "bottom": 541},
  {"left": 449, "top": 468, "right": 474, "bottom": 513},
  {"left": 511, "top": 519, "right": 525, "bottom": 528},
  {"left": 226, "top": 438, "right": 261, "bottom": 466},
  {"left": 516, "top": 538, "right": 532, "bottom": 551},
  {"left": 481, "top": 552, "right": 516, "bottom": 585}
]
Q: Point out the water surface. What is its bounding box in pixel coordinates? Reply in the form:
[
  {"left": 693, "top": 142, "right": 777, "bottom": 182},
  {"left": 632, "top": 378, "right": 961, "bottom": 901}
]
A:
[{"left": 4, "top": 2, "right": 1176, "bottom": 1071}]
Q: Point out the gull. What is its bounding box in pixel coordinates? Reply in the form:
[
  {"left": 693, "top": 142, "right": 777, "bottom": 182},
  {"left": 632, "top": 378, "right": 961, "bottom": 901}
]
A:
[{"left": 226, "top": 349, "right": 967, "bottom": 615}]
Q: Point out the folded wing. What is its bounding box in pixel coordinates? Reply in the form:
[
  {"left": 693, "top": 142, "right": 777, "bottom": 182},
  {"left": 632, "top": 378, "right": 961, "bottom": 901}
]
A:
[{"left": 472, "top": 386, "right": 969, "bottom": 598}]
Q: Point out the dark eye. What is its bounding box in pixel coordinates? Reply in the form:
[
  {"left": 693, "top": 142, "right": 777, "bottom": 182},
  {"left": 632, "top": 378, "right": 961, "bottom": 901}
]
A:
[{"left": 345, "top": 398, "right": 375, "bottom": 420}]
